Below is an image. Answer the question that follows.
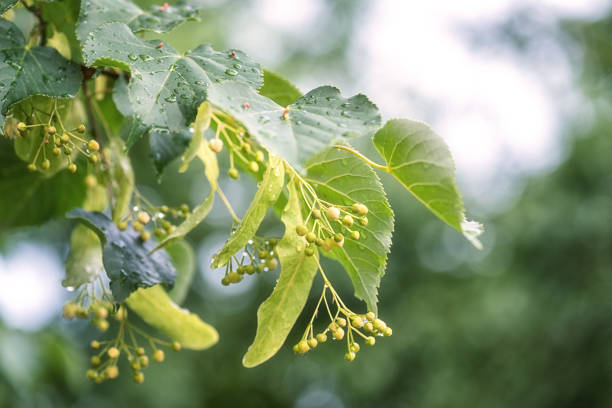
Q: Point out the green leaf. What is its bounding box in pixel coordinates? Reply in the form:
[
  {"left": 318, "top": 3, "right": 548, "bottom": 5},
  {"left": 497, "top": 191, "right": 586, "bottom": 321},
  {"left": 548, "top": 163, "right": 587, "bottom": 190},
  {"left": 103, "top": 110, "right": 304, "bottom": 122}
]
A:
[
  {"left": 41, "top": 0, "right": 82, "bottom": 62},
  {"left": 0, "top": 18, "right": 82, "bottom": 132},
  {"left": 76, "top": 0, "right": 200, "bottom": 42},
  {"left": 373, "top": 119, "right": 483, "bottom": 249},
  {"left": 179, "top": 101, "right": 210, "bottom": 173},
  {"left": 207, "top": 82, "right": 381, "bottom": 168},
  {"left": 305, "top": 146, "right": 394, "bottom": 313},
  {"left": 259, "top": 70, "right": 302, "bottom": 107},
  {"left": 0, "top": 138, "right": 87, "bottom": 228},
  {"left": 83, "top": 22, "right": 262, "bottom": 135},
  {"left": 0, "top": 0, "right": 18, "bottom": 15},
  {"left": 153, "top": 138, "right": 219, "bottom": 250},
  {"left": 126, "top": 285, "right": 218, "bottom": 350},
  {"left": 149, "top": 128, "right": 191, "bottom": 176},
  {"left": 242, "top": 177, "right": 318, "bottom": 368},
  {"left": 166, "top": 241, "right": 195, "bottom": 305},
  {"left": 67, "top": 209, "right": 176, "bottom": 302},
  {"left": 63, "top": 225, "right": 103, "bottom": 289},
  {"left": 211, "top": 155, "right": 285, "bottom": 268},
  {"left": 108, "top": 138, "right": 134, "bottom": 223}
]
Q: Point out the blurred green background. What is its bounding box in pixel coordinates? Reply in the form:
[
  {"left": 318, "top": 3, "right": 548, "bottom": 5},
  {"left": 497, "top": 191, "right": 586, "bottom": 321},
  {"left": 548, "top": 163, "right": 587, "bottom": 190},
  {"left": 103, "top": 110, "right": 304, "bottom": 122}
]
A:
[{"left": 2, "top": 1, "right": 612, "bottom": 407}]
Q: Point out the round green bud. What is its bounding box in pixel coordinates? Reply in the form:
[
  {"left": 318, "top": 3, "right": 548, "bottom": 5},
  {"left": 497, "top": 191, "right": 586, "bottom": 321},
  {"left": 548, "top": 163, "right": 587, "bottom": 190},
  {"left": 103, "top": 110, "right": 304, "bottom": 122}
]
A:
[
  {"left": 209, "top": 138, "right": 223, "bottom": 153},
  {"left": 137, "top": 211, "right": 150, "bottom": 224},
  {"left": 90, "top": 154, "right": 99, "bottom": 164},
  {"left": 85, "top": 175, "right": 97, "bottom": 188},
  {"left": 265, "top": 258, "right": 278, "bottom": 270},
  {"left": 77, "top": 124, "right": 86, "bottom": 133},
  {"left": 249, "top": 161, "right": 259, "bottom": 172},
  {"left": 132, "top": 221, "right": 144, "bottom": 232},
  {"left": 364, "top": 322, "right": 374, "bottom": 333},
  {"left": 237, "top": 266, "right": 246, "bottom": 275},
  {"left": 296, "top": 225, "right": 308, "bottom": 236},
  {"left": 87, "top": 140, "right": 100, "bottom": 152},
  {"left": 297, "top": 340, "right": 310, "bottom": 354},
  {"left": 305, "top": 247, "right": 315, "bottom": 257},
  {"left": 60, "top": 134, "right": 70, "bottom": 143},
  {"left": 326, "top": 206, "right": 340, "bottom": 221},
  {"left": 47, "top": 126, "right": 57, "bottom": 135},
  {"left": 87, "top": 369, "right": 97, "bottom": 381},
  {"left": 91, "top": 340, "right": 100, "bottom": 349},
  {"left": 172, "top": 341, "right": 181, "bottom": 351},
  {"left": 328, "top": 322, "right": 339, "bottom": 331},
  {"left": 180, "top": 204, "right": 189, "bottom": 213},
  {"left": 137, "top": 347, "right": 146, "bottom": 355},
  {"left": 63, "top": 146, "right": 73, "bottom": 155},
  {"left": 255, "top": 150, "right": 265, "bottom": 163},
  {"left": 152, "top": 349, "right": 165, "bottom": 362},
  {"left": 366, "top": 336, "right": 376, "bottom": 346},
  {"left": 139, "top": 355, "right": 149, "bottom": 367},
  {"left": 332, "top": 327, "right": 345, "bottom": 340},
  {"left": 90, "top": 356, "right": 101, "bottom": 366},
  {"left": 305, "top": 232, "right": 316, "bottom": 243},
  {"left": 293, "top": 344, "right": 300, "bottom": 354},
  {"left": 107, "top": 347, "right": 120, "bottom": 359},
  {"left": 95, "top": 319, "right": 109, "bottom": 331},
  {"left": 333, "top": 233, "right": 344, "bottom": 243},
  {"left": 228, "top": 168, "right": 239, "bottom": 180},
  {"left": 312, "top": 209, "right": 321, "bottom": 219},
  {"left": 133, "top": 371, "right": 145, "bottom": 384},
  {"left": 366, "top": 312, "right": 376, "bottom": 321},
  {"left": 352, "top": 203, "right": 368, "bottom": 216},
  {"left": 245, "top": 265, "right": 255, "bottom": 275},
  {"left": 117, "top": 221, "right": 128, "bottom": 231},
  {"left": 40, "top": 159, "right": 50, "bottom": 170},
  {"left": 52, "top": 147, "right": 61, "bottom": 156},
  {"left": 316, "top": 238, "right": 325, "bottom": 247},
  {"left": 342, "top": 215, "right": 354, "bottom": 227},
  {"left": 350, "top": 231, "right": 360, "bottom": 240},
  {"left": 17, "top": 122, "right": 26, "bottom": 131},
  {"left": 351, "top": 317, "right": 364, "bottom": 329},
  {"left": 359, "top": 217, "right": 369, "bottom": 226},
  {"left": 344, "top": 351, "right": 356, "bottom": 362},
  {"left": 67, "top": 163, "right": 77, "bottom": 173},
  {"left": 154, "top": 228, "right": 165, "bottom": 238},
  {"left": 307, "top": 338, "right": 318, "bottom": 349},
  {"left": 374, "top": 318, "right": 387, "bottom": 331},
  {"left": 131, "top": 361, "right": 142, "bottom": 371},
  {"left": 316, "top": 333, "right": 327, "bottom": 343},
  {"left": 351, "top": 343, "right": 360, "bottom": 353},
  {"left": 221, "top": 276, "right": 230, "bottom": 286},
  {"left": 383, "top": 327, "right": 393, "bottom": 337},
  {"left": 27, "top": 163, "right": 37, "bottom": 172},
  {"left": 336, "top": 317, "right": 347, "bottom": 327},
  {"left": 140, "top": 231, "right": 151, "bottom": 242},
  {"left": 227, "top": 271, "right": 243, "bottom": 283},
  {"left": 258, "top": 250, "right": 268, "bottom": 259},
  {"left": 62, "top": 302, "right": 77, "bottom": 319}
]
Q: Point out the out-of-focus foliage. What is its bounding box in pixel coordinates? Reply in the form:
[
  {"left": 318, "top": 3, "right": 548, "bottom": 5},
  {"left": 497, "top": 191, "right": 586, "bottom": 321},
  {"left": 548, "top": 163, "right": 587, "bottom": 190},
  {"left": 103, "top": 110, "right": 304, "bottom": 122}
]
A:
[{"left": 1, "top": 2, "right": 612, "bottom": 408}]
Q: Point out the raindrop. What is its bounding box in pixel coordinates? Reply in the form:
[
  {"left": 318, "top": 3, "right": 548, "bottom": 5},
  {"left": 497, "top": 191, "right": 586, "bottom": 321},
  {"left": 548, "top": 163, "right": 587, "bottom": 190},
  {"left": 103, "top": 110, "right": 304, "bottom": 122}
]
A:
[
  {"left": 225, "top": 68, "right": 238, "bottom": 76},
  {"left": 128, "top": 53, "right": 138, "bottom": 61}
]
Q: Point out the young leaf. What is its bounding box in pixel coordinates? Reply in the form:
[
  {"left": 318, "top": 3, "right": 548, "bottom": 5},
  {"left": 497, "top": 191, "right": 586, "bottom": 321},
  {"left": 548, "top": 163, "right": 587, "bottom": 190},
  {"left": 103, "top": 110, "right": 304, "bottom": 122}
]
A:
[
  {"left": 259, "top": 70, "right": 302, "bottom": 107},
  {"left": 166, "top": 241, "right": 195, "bottom": 305},
  {"left": 153, "top": 139, "right": 219, "bottom": 250},
  {"left": 126, "top": 285, "right": 218, "bottom": 350},
  {"left": 0, "top": 0, "right": 18, "bottom": 15},
  {"left": 0, "top": 138, "right": 87, "bottom": 228},
  {"left": 108, "top": 139, "right": 134, "bottom": 223},
  {"left": 0, "top": 19, "right": 82, "bottom": 132},
  {"left": 76, "top": 0, "right": 200, "bottom": 42},
  {"left": 242, "top": 178, "right": 318, "bottom": 368},
  {"left": 179, "top": 101, "right": 211, "bottom": 173},
  {"left": 63, "top": 225, "right": 103, "bottom": 289},
  {"left": 67, "top": 209, "right": 176, "bottom": 302},
  {"left": 83, "top": 23, "right": 262, "bottom": 139},
  {"left": 149, "top": 128, "right": 191, "bottom": 176},
  {"left": 211, "top": 155, "right": 285, "bottom": 268},
  {"left": 373, "top": 119, "right": 483, "bottom": 248},
  {"left": 207, "top": 82, "right": 381, "bottom": 168},
  {"left": 305, "top": 146, "right": 394, "bottom": 313}
]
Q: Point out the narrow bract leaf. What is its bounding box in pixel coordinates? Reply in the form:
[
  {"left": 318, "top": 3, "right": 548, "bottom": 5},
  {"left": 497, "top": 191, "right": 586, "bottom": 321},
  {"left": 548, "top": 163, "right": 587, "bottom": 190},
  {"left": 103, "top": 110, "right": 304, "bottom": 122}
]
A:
[
  {"left": 77, "top": 0, "right": 200, "bottom": 42},
  {"left": 0, "top": 19, "right": 82, "bottom": 132},
  {"left": 167, "top": 241, "right": 196, "bottom": 305},
  {"left": 63, "top": 225, "right": 103, "bottom": 289},
  {"left": 180, "top": 101, "right": 211, "bottom": 173},
  {"left": 305, "top": 147, "right": 394, "bottom": 313},
  {"left": 67, "top": 209, "right": 176, "bottom": 302},
  {"left": 83, "top": 23, "right": 262, "bottom": 134},
  {"left": 373, "top": 119, "right": 483, "bottom": 248},
  {"left": 211, "top": 155, "right": 285, "bottom": 268},
  {"left": 153, "top": 141, "right": 219, "bottom": 250},
  {"left": 126, "top": 285, "right": 218, "bottom": 350},
  {"left": 207, "top": 82, "right": 381, "bottom": 168},
  {"left": 0, "top": 0, "right": 18, "bottom": 15},
  {"left": 108, "top": 139, "right": 134, "bottom": 223},
  {"left": 259, "top": 70, "right": 302, "bottom": 107},
  {"left": 242, "top": 178, "right": 318, "bottom": 367}
]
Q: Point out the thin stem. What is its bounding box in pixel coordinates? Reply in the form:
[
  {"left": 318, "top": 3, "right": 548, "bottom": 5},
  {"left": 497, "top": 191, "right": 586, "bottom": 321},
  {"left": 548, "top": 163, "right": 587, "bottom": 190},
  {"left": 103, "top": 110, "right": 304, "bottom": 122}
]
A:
[
  {"left": 215, "top": 185, "right": 240, "bottom": 222},
  {"left": 333, "top": 145, "right": 388, "bottom": 172}
]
